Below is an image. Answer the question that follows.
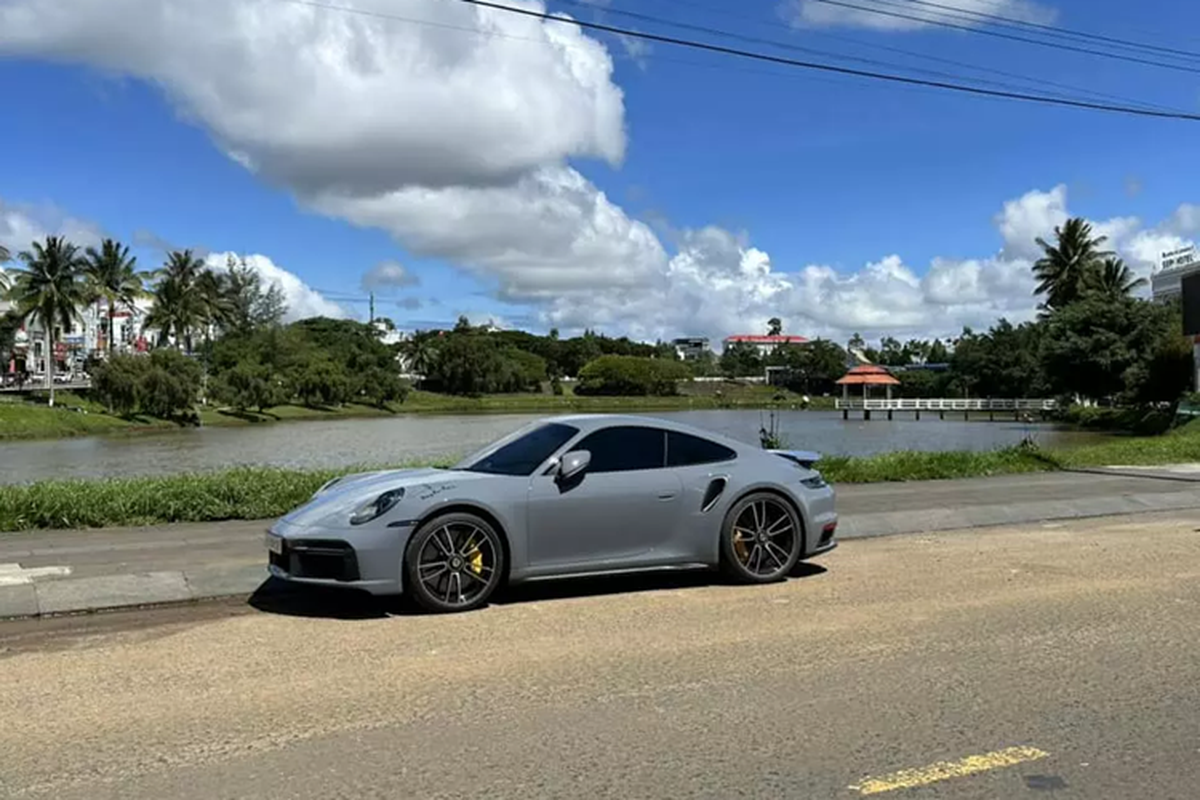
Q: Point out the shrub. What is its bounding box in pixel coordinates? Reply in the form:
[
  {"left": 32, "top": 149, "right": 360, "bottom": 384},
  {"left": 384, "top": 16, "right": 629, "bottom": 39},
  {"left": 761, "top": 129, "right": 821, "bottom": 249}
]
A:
[
  {"left": 358, "top": 366, "right": 410, "bottom": 408},
  {"left": 295, "top": 360, "right": 351, "bottom": 407},
  {"left": 91, "top": 355, "right": 147, "bottom": 416},
  {"left": 575, "top": 355, "right": 690, "bottom": 396}
]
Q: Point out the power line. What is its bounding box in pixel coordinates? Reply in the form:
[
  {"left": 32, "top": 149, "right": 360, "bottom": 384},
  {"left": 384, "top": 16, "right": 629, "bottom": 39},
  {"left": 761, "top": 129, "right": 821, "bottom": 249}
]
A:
[
  {"left": 575, "top": 0, "right": 1184, "bottom": 114},
  {"left": 274, "top": 0, "right": 1189, "bottom": 115},
  {"left": 446, "top": 0, "right": 1200, "bottom": 120},
  {"left": 810, "top": 0, "right": 1200, "bottom": 75},
  {"left": 553, "top": 0, "right": 1097, "bottom": 100},
  {"left": 893, "top": 0, "right": 1200, "bottom": 62}
]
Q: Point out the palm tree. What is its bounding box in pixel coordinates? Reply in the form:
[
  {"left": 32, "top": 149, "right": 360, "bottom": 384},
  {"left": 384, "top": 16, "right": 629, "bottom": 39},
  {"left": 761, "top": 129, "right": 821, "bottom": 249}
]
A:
[
  {"left": 7, "top": 237, "right": 89, "bottom": 406},
  {"left": 196, "top": 269, "right": 235, "bottom": 341},
  {"left": 143, "top": 250, "right": 207, "bottom": 352},
  {"left": 1032, "top": 217, "right": 1115, "bottom": 311},
  {"left": 1089, "top": 257, "right": 1148, "bottom": 299},
  {"left": 83, "top": 239, "right": 147, "bottom": 357},
  {"left": 0, "top": 244, "right": 11, "bottom": 295}
]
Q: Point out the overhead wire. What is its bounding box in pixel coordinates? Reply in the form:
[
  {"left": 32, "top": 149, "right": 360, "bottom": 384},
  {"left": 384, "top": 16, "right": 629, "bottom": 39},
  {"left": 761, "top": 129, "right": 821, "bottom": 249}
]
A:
[
  {"left": 573, "top": 0, "right": 1187, "bottom": 114},
  {"left": 891, "top": 0, "right": 1200, "bottom": 62},
  {"left": 552, "top": 0, "right": 1147, "bottom": 106},
  {"left": 809, "top": 0, "right": 1200, "bottom": 74},
  {"left": 271, "top": 0, "right": 1200, "bottom": 120},
  {"left": 454, "top": 0, "right": 1200, "bottom": 120}
]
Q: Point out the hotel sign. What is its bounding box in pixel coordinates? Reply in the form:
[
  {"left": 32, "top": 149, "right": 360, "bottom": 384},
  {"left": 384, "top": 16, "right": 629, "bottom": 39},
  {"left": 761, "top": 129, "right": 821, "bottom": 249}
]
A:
[{"left": 1162, "top": 245, "right": 1198, "bottom": 271}]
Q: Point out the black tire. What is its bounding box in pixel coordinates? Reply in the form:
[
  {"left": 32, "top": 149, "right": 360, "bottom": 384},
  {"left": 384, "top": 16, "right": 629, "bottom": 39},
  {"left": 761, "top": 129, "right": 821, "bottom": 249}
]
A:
[
  {"left": 404, "top": 512, "right": 506, "bottom": 613},
  {"left": 719, "top": 492, "right": 803, "bottom": 584}
]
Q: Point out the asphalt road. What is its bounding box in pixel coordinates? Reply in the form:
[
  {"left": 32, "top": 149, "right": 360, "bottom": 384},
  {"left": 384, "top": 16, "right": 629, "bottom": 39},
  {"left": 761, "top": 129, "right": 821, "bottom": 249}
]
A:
[{"left": 2, "top": 512, "right": 1200, "bottom": 799}]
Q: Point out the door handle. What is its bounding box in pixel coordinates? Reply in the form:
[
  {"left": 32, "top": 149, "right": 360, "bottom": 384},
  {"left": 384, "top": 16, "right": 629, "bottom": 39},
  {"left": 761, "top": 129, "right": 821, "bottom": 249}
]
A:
[{"left": 657, "top": 493, "right": 677, "bottom": 501}]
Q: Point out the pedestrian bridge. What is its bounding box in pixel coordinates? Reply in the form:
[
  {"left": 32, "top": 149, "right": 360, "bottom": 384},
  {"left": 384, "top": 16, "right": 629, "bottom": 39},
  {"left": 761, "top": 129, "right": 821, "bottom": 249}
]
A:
[{"left": 835, "top": 397, "right": 1058, "bottom": 420}]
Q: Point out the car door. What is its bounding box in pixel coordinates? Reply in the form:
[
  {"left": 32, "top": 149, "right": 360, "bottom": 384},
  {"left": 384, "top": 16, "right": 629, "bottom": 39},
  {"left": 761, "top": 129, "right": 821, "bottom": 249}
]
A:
[{"left": 526, "top": 425, "right": 684, "bottom": 571}]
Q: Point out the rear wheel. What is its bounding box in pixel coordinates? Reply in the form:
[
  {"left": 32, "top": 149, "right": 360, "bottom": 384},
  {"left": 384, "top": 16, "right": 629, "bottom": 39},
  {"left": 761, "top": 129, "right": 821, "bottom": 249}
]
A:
[
  {"left": 404, "top": 512, "right": 505, "bottom": 613},
  {"left": 719, "top": 493, "right": 802, "bottom": 584}
]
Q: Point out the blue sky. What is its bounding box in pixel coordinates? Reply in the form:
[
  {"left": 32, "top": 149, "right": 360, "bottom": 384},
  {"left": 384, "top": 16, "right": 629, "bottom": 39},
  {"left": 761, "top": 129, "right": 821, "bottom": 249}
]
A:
[{"left": 0, "top": 0, "right": 1197, "bottom": 343}]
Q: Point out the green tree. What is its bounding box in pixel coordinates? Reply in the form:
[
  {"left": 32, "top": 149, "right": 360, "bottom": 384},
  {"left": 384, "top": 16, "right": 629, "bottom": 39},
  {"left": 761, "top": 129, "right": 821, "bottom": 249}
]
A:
[
  {"left": 1033, "top": 217, "right": 1114, "bottom": 311},
  {"left": 719, "top": 341, "right": 762, "bottom": 377},
  {"left": 210, "top": 362, "right": 289, "bottom": 413},
  {"left": 90, "top": 354, "right": 147, "bottom": 416},
  {"left": 140, "top": 348, "right": 203, "bottom": 420},
  {"left": 767, "top": 317, "right": 783, "bottom": 336},
  {"left": 358, "top": 365, "right": 410, "bottom": 408},
  {"left": 83, "top": 239, "right": 146, "bottom": 357},
  {"left": 1040, "top": 296, "right": 1168, "bottom": 403},
  {"left": 575, "top": 355, "right": 689, "bottom": 396},
  {"left": 7, "top": 236, "right": 89, "bottom": 406},
  {"left": 927, "top": 339, "right": 950, "bottom": 363},
  {"left": 295, "top": 360, "right": 351, "bottom": 407},
  {"left": 223, "top": 255, "right": 286, "bottom": 333}
]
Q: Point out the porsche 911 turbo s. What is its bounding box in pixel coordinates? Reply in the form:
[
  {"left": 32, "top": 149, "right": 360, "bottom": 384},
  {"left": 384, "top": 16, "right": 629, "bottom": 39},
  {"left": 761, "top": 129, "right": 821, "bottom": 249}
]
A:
[{"left": 266, "top": 414, "right": 837, "bottom": 612}]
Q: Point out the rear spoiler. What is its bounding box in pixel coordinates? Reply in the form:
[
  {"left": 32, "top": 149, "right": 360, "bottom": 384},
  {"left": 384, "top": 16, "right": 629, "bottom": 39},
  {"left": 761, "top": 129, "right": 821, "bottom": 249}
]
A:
[{"left": 768, "top": 450, "right": 822, "bottom": 469}]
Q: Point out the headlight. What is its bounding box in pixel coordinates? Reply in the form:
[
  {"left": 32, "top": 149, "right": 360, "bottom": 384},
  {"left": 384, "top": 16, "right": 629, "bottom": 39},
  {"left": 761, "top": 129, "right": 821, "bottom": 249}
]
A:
[
  {"left": 800, "top": 472, "right": 828, "bottom": 490},
  {"left": 349, "top": 488, "right": 406, "bottom": 525}
]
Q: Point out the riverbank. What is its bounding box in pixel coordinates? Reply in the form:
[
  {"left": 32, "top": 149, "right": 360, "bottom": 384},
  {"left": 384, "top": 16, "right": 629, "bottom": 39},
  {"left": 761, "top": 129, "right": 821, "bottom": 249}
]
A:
[
  {"left": 2, "top": 421, "right": 1195, "bottom": 532},
  {"left": 0, "top": 383, "right": 825, "bottom": 442}
]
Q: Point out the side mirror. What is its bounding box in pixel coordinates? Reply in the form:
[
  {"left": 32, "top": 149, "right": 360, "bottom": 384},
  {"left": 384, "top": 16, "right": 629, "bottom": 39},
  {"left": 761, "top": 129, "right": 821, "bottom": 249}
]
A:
[{"left": 558, "top": 450, "right": 591, "bottom": 481}]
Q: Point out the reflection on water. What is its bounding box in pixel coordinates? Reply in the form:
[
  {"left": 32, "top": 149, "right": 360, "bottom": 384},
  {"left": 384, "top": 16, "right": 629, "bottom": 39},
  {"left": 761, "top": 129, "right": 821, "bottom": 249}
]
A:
[{"left": 0, "top": 409, "right": 1107, "bottom": 484}]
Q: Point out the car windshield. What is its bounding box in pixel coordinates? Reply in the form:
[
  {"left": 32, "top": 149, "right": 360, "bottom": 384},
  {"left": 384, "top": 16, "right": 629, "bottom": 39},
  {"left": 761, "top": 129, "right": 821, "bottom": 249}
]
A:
[{"left": 455, "top": 422, "right": 580, "bottom": 476}]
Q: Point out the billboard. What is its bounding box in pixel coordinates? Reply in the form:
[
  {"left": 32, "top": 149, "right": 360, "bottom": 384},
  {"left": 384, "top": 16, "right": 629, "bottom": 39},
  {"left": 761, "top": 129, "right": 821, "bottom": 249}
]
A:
[
  {"left": 1183, "top": 271, "right": 1200, "bottom": 337},
  {"left": 1163, "top": 245, "right": 1198, "bottom": 271}
]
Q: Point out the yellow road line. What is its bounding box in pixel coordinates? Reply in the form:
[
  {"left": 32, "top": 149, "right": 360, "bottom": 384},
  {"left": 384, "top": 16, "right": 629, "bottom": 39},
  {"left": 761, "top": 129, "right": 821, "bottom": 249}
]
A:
[{"left": 849, "top": 745, "right": 1050, "bottom": 795}]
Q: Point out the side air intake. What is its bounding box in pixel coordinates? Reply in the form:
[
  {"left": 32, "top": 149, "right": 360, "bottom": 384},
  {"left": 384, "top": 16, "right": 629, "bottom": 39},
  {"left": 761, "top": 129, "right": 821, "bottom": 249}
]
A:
[{"left": 700, "top": 477, "right": 727, "bottom": 512}]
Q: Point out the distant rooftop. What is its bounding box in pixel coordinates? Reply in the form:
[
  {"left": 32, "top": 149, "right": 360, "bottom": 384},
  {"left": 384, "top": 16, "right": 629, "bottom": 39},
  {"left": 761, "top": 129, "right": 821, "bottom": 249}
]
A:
[{"left": 723, "top": 334, "right": 809, "bottom": 344}]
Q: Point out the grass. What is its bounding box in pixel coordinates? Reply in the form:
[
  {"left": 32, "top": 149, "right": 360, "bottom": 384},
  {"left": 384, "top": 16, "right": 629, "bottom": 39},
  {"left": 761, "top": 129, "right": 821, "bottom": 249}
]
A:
[
  {"left": 0, "top": 461, "right": 449, "bottom": 532},
  {"left": 2, "top": 421, "right": 1197, "bottom": 532},
  {"left": 0, "top": 381, "right": 829, "bottom": 442}
]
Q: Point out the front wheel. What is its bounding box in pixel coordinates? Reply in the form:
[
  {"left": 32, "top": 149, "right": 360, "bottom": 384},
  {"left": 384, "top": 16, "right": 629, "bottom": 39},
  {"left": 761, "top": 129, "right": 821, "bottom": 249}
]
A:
[
  {"left": 719, "top": 492, "right": 802, "bottom": 584},
  {"left": 404, "top": 512, "right": 506, "bottom": 613}
]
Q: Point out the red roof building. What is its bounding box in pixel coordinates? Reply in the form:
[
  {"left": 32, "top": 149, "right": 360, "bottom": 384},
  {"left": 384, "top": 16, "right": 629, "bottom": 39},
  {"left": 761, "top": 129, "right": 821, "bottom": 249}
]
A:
[{"left": 723, "top": 334, "right": 809, "bottom": 356}]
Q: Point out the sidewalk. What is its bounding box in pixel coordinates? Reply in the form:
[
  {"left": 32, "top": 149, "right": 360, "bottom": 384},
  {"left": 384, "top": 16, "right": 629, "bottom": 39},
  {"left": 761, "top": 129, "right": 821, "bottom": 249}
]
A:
[{"left": 3, "top": 470, "right": 1200, "bottom": 619}]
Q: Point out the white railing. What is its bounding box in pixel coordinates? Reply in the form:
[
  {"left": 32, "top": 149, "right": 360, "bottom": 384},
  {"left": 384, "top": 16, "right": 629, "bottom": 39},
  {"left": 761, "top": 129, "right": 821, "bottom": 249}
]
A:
[
  {"left": 0, "top": 380, "right": 93, "bottom": 393},
  {"left": 835, "top": 398, "right": 1057, "bottom": 411}
]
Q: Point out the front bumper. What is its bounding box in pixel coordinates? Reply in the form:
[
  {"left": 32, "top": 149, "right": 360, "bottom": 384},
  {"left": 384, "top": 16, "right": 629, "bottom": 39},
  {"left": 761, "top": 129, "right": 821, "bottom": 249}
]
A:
[{"left": 266, "top": 519, "right": 406, "bottom": 595}]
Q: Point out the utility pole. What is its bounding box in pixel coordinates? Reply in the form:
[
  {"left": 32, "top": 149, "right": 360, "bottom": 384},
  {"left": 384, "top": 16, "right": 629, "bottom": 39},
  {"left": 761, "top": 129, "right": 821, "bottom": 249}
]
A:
[{"left": 369, "top": 292, "right": 375, "bottom": 325}]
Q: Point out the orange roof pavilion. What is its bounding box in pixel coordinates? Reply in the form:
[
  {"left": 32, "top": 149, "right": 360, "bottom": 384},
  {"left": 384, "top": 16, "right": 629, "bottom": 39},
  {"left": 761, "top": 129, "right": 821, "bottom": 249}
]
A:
[{"left": 836, "top": 364, "right": 900, "bottom": 402}]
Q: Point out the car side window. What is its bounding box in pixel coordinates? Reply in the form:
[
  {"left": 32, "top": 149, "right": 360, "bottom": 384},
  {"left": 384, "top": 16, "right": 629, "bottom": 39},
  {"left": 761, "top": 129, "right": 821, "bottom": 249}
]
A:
[
  {"left": 666, "top": 431, "right": 737, "bottom": 467},
  {"left": 569, "top": 426, "right": 666, "bottom": 473}
]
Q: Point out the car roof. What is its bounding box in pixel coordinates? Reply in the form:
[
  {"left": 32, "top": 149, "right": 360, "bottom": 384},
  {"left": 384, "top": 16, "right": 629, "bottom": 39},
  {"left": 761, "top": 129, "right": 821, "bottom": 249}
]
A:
[{"left": 538, "top": 413, "right": 756, "bottom": 452}]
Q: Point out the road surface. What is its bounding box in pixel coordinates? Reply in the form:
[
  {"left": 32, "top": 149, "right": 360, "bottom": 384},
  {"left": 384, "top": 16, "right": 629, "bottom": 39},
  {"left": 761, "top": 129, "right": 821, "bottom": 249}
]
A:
[{"left": 2, "top": 512, "right": 1200, "bottom": 798}]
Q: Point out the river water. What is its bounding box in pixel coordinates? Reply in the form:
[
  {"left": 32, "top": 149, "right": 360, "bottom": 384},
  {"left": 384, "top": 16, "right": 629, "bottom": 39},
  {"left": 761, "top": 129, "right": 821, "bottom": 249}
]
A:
[{"left": 0, "top": 410, "right": 1105, "bottom": 484}]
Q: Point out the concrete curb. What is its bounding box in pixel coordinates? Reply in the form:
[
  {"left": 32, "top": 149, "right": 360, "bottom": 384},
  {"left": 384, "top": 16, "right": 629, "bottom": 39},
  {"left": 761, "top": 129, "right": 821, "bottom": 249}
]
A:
[
  {"left": 0, "top": 564, "right": 270, "bottom": 621},
  {"left": 3, "top": 491, "right": 1200, "bottom": 620}
]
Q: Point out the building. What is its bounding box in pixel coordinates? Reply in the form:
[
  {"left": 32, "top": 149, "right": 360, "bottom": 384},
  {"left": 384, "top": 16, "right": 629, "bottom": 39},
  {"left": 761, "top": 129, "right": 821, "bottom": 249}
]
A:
[
  {"left": 1151, "top": 245, "right": 1200, "bottom": 302},
  {"left": 723, "top": 334, "right": 809, "bottom": 357},
  {"left": 671, "top": 336, "right": 710, "bottom": 360}
]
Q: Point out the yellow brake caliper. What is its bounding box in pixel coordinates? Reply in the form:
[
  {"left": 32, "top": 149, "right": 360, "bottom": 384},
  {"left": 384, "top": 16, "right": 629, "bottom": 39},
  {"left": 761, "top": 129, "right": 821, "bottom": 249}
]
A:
[
  {"left": 464, "top": 535, "right": 485, "bottom": 575},
  {"left": 733, "top": 528, "right": 750, "bottom": 561}
]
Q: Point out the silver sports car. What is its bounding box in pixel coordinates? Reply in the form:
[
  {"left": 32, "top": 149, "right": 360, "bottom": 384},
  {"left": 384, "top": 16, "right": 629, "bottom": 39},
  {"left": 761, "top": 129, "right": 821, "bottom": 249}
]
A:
[{"left": 265, "top": 414, "right": 838, "bottom": 613}]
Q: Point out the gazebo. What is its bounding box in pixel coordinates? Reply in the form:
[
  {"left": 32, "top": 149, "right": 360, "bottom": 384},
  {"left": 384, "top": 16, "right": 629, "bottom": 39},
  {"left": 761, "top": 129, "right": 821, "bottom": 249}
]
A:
[{"left": 836, "top": 364, "right": 900, "bottom": 420}]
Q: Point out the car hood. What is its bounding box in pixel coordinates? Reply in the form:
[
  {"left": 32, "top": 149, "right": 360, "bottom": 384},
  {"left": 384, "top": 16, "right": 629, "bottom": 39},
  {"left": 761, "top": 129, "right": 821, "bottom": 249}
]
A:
[{"left": 278, "top": 467, "right": 496, "bottom": 529}]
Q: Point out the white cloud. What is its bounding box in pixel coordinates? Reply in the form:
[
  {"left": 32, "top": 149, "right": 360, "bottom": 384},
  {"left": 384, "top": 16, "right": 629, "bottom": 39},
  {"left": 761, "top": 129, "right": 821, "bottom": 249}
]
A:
[
  {"left": 0, "top": 0, "right": 651, "bottom": 316},
  {"left": 205, "top": 252, "right": 349, "bottom": 322},
  {"left": 784, "top": 0, "right": 1057, "bottom": 32},
  {"left": 0, "top": 197, "right": 105, "bottom": 257},
  {"left": 535, "top": 187, "right": 1198, "bottom": 346},
  {"left": 361, "top": 260, "right": 419, "bottom": 291},
  {"left": 318, "top": 165, "right": 667, "bottom": 297}
]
